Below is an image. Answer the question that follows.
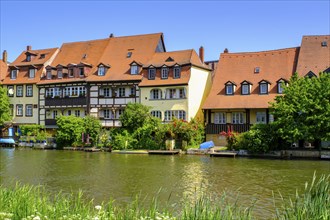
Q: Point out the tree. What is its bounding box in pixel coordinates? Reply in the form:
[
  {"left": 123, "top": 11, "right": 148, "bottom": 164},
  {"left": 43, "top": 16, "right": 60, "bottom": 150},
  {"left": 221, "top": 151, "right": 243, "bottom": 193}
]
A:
[
  {"left": 84, "top": 115, "right": 102, "bottom": 146},
  {"left": 0, "top": 86, "right": 11, "bottom": 125},
  {"left": 271, "top": 73, "right": 330, "bottom": 145},
  {"left": 56, "top": 115, "right": 85, "bottom": 148},
  {"left": 119, "top": 103, "right": 152, "bottom": 133}
]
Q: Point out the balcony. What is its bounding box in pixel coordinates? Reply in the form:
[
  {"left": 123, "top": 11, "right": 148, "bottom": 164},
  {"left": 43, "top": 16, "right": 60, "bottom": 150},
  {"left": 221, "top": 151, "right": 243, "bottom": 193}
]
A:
[
  {"left": 45, "top": 119, "right": 57, "bottom": 126},
  {"left": 205, "top": 123, "right": 252, "bottom": 134},
  {"left": 45, "top": 97, "right": 87, "bottom": 106}
]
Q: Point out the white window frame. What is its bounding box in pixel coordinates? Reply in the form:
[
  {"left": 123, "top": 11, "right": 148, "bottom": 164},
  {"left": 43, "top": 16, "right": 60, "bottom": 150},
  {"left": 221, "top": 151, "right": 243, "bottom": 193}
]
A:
[
  {"left": 26, "top": 85, "right": 33, "bottom": 97},
  {"left": 226, "top": 84, "right": 234, "bottom": 95},
  {"left": 29, "top": 68, "right": 36, "bottom": 78},
  {"left": 260, "top": 83, "right": 268, "bottom": 94},
  {"left": 232, "top": 112, "right": 244, "bottom": 124},
  {"left": 118, "top": 87, "right": 126, "bottom": 97},
  {"left": 151, "top": 110, "right": 162, "bottom": 119},
  {"left": 241, "top": 84, "right": 249, "bottom": 95},
  {"left": 98, "top": 66, "right": 105, "bottom": 76},
  {"left": 150, "top": 89, "right": 161, "bottom": 100},
  {"left": 161, "top": 67, "right": 169, "bottom": 79},
  {"left": 57, "top": 70, "right": 63, "bottom": 78},
  {"left": 148, "top": 68, "right": 156, "bottom": 80},
  {"left": 75, "top": 110, "right": 80, "bottom": 117},
  {"left": 131, "top": 65, "right": 138, "bottom": 75},
  {"left": 16, "top": 85, "right": 23, "bottom": 97},
  {"left": 214, "top": 112, "right": 226, "bottom": 124},
  {"left": 11, "top": 70, "right": 17, "bottom": 79},
  {"left": 256, "top": 112, "right": 267, "bottom": 124},
  {"left": 26, "top": 104, "right": 33, "bottom": 116},
  {"left": 7, "top": 86, "right": 14, "bottom": 97},
  {"left": 53, "top": 110, "right": 58, "bottom": 119},
  {"left": 278, "top": 81, "right": 285, "bottom": 94},
  {"left": 164, "top": 110, "right": 186, "bottom": 121},
  {"left": 16, "top": 104, "right": 23, "bottom": 116},
  {"left": 103, "top": 88, "right": 111, "bottom": 97},
  {"left": 173, "top": 66, "right": 181, "bottom": 79},
  {"left": 103, "top": 109, "right": 111, "bottom": 119}
]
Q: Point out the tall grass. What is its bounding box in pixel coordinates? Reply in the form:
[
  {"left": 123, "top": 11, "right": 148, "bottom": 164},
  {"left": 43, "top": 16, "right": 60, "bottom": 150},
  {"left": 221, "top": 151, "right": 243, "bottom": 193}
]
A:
[{"left": 0, "top": 173, "right": 329, "bottom": 220}]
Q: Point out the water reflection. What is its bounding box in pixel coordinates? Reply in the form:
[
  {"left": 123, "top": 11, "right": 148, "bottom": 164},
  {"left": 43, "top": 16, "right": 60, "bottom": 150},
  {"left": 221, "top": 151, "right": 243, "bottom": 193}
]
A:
[{"left": 0, "top": 149, "right": 329, "bottom": 219}]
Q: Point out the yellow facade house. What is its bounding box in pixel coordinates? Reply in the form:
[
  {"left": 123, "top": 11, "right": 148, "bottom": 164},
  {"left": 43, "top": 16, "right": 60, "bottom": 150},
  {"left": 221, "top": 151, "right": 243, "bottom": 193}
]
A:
[
  {"left": 2, "top": 46, "right": 58, "bottom": 131},
  {"left": 139, "top": 48, "right": 212, "bottom": 122}
]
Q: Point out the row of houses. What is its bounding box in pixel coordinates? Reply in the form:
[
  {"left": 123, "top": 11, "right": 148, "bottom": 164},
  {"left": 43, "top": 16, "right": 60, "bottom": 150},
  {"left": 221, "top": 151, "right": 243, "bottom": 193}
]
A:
[{"left": 0, "top": 33, "right": 329, "bottom": 145}]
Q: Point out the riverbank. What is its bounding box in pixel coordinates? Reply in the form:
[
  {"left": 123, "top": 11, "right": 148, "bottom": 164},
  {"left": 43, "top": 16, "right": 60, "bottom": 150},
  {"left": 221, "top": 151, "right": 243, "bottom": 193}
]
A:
[{"left": 0, "top": 174, "right": 328, "bottom": 220}]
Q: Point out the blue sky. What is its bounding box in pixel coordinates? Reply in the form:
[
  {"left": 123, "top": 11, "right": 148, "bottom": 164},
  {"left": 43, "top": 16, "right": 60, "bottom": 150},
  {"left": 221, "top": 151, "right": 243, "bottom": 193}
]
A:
[{"left": 0, "top": 1, "right": 329, "bottom": 62}]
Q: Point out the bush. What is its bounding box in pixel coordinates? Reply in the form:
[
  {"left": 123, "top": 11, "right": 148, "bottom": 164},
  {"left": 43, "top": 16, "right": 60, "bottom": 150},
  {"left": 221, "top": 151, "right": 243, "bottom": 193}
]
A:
[{"left": 112, "top": 130, "right": 137, "bottom": 150}]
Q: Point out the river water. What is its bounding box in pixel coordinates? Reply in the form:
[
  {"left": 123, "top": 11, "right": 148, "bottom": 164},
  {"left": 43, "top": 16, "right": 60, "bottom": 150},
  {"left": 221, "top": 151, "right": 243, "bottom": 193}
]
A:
[{"left": 0, "top": 148, "right": 329, "bottom": 219}]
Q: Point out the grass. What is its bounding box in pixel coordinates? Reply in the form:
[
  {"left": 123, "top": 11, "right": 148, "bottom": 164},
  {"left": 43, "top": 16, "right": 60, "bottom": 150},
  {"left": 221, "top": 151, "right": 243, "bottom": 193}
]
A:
[{"left": 0, "top": 173, "right": 329, "bottom": 220}]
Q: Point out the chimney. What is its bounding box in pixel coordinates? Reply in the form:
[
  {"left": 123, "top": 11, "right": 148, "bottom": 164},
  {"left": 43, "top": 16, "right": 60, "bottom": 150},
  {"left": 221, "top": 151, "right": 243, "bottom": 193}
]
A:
[
  {"left": 27, "top": 45, "right": 32, "bottom": 51},
  {"left": 109, "top": 33, "right": 114, "bottom": 38},
  {"left": 199, "top": 46, "right": 204, "bottom": 63},
  {"left": 2, "top": 50, "right": 7, "bottom": 63},
  {"left": 224, "top": 48, "right": 229, "bottom": 53}
]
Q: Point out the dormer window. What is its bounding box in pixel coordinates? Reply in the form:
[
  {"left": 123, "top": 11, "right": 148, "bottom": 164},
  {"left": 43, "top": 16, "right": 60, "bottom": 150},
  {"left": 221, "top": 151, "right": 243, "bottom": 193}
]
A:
[
  {"left": 131, "top": 64, "right": 138, "bottom": 75},
  {"left": 305, "top": 71, "right": 317, "bottom": 78},
  {"left": 29, "top": 68, "right": 36, "bottom": 78},
  {"left": 98, "top": 66, "right": 105, "bottom": 76},
  {"left": 26, "top": 54, "right": 31, "bottom": 62},
  {"left": 161, "top": 66, "right": 169, "bottom": 79},
  {"left": 148, "top": 67, "right": 156, "bottom": 80},
  {"left": 225, "top": 81, "right": 236, "bottom": 95},
  {"left": 79, "top": 68, "right": 84, "bottom": 77},
  {"left": 46, "top": 70, "right": 52, "bottom": 79},
  {"left": 68, "top": 68, "right": 74, "bottom": 77},
  {"left": 10, "top": 69, "right": 18, "bottom": 79},
  {"left": 259, "top": 80, "right": 271, "bottom": 94},
  {"left": 40, "top": 54, "right": 45, "bottom": 59},
  {"left": 321, "top": 41, "right": 327, "bottom": 47},
  {"left": 241, "top": 80, "right": 252, "bottom": 95},
  {"left": 277, "top": 78, "right": 288, "bottom": 94},
  {"left": 57, "top": 70, "right": 63, "bottom": 78},
  {"left": 254, "top": 67, "right": 260, "bottom": 73},
  {"left": 173, "top": 66, "right": 181, "bottom": 79}
]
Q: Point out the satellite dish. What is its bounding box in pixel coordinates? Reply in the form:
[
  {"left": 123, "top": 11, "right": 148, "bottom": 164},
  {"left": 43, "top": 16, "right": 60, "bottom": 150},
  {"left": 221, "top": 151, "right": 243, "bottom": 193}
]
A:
[{"left": 8, "top": 88, "right": 14, "bottom": 95}]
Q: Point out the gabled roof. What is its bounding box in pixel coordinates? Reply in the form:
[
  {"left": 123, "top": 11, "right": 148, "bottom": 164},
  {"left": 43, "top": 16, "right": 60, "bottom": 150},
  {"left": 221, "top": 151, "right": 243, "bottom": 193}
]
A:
[
  {"left": 203, "top": 47, "right": 299, "bottom": 109},
  {"left": 87, "top": 33, "right": 164, "bottom": 82},
  {"left": 296, "top": 35, "right": 330, "bottom": 77},
  {"left": 139, "top": 49, "right": 209, "bottom": 87},
  {"left": 9, "top": 48, "right": 58, "bottom": 66}
]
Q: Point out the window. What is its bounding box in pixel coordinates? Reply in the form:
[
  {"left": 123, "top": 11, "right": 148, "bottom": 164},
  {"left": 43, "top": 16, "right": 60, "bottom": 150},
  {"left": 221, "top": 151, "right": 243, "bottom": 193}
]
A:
[
  {"left": 241, "top": 84, "right": 249, "bottom": 95},
  {"left": 16, "top": 104, "right": 23, "bottom": 116},
  {"left": 260, "top": 83, "right": 268, "bottom": 94},
  {"left": 29, "top": 69, "right": 36, "bottom": 78},
  {"left": 16, "top": 85, "right": 23, "bottom": 97},
  {"left": 256, "top": 112, "right": 266, "bottom": 124},
  {"left": 164, "top": 110, "right": 186, "bottom": 121},
  {"left": 79, "top": 68, "right": 84, "bottom": 77},
  {"left": 214, "top": 112, "right": 226, "bottom": 124},
  {"left": 26, "top": 85, "right": 33, "bottom": 97},
  {"left": 78, "top": 87, "right": 86, "bottom": 96},
  {"left": 118, "top": 87, "right": 126, "bottom": 97},
  {"left": 46, "top": 70, "right": 52, "bottom": 79},
  {"left": 102, "top": 109, "right": 110, "bottom": 119},
  {"left": 75, "top": 110, "right": 80, "bottom": 117},
  {"left": 26, "top": 55, "right": 31, "bottom": 62},
  {"left": 179, "top": 88, "right": 186, "bottom": 98},
  {"left": 116, "top": 109, "right": 124, "bottom": 119},
  {"left": 321, "top": 41, "right": 327, "bottom": 47},
  {"left": 226, "top": 84, "right": 234, "bottom": 95},
  {"left": 67, "top": 110, "right": 71, "bottom": 116},
  {"left": 7, "top": 86, "right": 14, "bottom": 97},
  {"left": 40, "top": 54, "right": 45, "bottom": 59},
  {"left": 98, "top": 66, "right": 105, "bottom": 76},
  {"left": 150, "top": 89, "right": 161, "bottom": 100},
  {"left": 131, "top": 65, "right": 138, "bottom": 75},
  {"left": 130, "top": 87, "right": 135, "bottom": 96},
  {"left": 102, "top": 88, "right": 111, "bottom": 97},
  {"left": 54, "top": 87, "right": 61, "bottom": 98},
  {"left": 254, "top": 67, "right": 260, "bottom": 73},
  {"left": 53, "top": 110, "right": 58, "bottom": 119},
  {"left": 168, "top": 88, "right": 176, "bottom": 99},
  {"left": 26, "top": 104, "right": 33, "bottom": 117},
  {"left": 174, "top": 66, "right": 181, "bottom": 79},
  {"left": 161, "top": 67, "right": 169, "bottom": 79},
  {"left": 277, "top": 81, "right": 285, "bottom": 94},
  {"left": 57, "top": 70, "right": 63, "bottom": 78},
  {"left": 68, "top": 68, "right": 74, "bottom": 77},
  {"left": 127, "top": 52, "right": 132, "bottom": 58},
  {"left": 45, "top": 88, "right": 53, "bottom": 98},
  {"left": 232, "top": 112, "right": 244, "bottom": 124},
  {"left": 151, "top": 111, "right": 162, "bottom": 119},
  {"left": 148, "top": 68, "right": 156, "bottom": 80},
  {"left": 11, "top": 70, "right": 17, "bottom": 79}
]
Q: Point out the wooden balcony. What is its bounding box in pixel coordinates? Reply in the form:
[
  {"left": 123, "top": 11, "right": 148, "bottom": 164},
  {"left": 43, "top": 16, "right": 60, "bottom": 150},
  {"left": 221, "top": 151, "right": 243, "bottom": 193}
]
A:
[
  {"left": 45, "top": 97, "right": 87, "bottom": 106},
  {"left": 45, "top": 119, "right": 57, "bottom": 126},
  {"left": 205, "top": 123, "right": 252, "bottom": 134}
]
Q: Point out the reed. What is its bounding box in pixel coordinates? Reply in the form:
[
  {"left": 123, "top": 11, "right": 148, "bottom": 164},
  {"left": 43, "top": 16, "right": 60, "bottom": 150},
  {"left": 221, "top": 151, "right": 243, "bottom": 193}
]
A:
[{"left": 0, "top": 173, "right": 329, "bottom": 220}]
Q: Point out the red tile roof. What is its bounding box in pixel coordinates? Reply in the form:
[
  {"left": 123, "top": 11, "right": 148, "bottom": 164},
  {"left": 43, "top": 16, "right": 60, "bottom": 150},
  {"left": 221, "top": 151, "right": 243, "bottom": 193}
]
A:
[
  {"left": 296, "top": 35, "right": 330, "bottom": 76},
  {"left": 203, "top": 47, "right": 299, "bottom": 109},
  {"left": 139, "top": 49, "right": 207, "bottom": 87},
  {"left": 0, "top": 60, "right": 8, "bottom": 83},
  {"left": 2, "top": 48, "right": 58, "bottom": 85},
  {"left": 87, "top": 33, "right": 164, "bottom": 82}
]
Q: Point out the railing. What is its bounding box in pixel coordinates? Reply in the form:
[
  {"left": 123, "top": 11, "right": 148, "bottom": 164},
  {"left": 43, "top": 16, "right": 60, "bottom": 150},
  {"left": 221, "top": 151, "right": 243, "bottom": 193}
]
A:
[
  {"left": 45, "top": 97, "right": 87, "bottom": 106},
  {"left": 45, "top": 119, "right": 57, "bottom": 126},
  {"left": 206, "top": 123, "right": 252, "bottom": 134}
]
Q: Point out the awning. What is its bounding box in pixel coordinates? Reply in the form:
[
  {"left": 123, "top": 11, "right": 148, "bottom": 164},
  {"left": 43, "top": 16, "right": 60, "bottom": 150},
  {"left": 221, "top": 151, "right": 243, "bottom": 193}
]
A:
[{"left": 0, "top": 138, "right": 15, "bottom": 144}]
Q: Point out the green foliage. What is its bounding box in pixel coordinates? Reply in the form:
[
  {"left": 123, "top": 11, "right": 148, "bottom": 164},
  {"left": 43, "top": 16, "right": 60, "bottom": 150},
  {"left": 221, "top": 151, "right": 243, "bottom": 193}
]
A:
[
  {"left": 120, "top": 103, "right": 152, "bottom": 133},
  {"left": 0, "top": 86, "right": 11, "bottom": 125},
  {"left": 83, "top": 115, "right": 102, "bottom": 146},
  {"left": 271, "top": 72, "right": 330, "bottom": 144},
  {"left": 56, "top": 115, "right": 85, "bottom": 148},
  {"left": 234, "top": 124, "right": 283, "bottom": 153},
  {"left": 112, "top": 130, "right": 137, "bottom": 150},
  {"left": 99, "top": 129, "right": 111, "bottom": 148},
  {"left": 19, "top": 125, "right": 44, "bottom": 136}
]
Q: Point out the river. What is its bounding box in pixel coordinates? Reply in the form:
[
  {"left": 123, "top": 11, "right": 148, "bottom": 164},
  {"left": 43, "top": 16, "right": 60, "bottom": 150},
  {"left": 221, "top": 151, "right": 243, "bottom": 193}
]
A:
[{"left": 0, "top": 148, "right": 329, "bottom": 219}]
